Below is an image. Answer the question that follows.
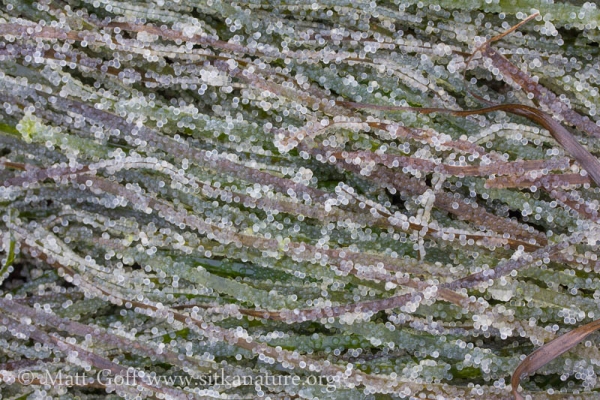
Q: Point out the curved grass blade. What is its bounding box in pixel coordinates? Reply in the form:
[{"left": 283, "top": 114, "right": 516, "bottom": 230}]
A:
[
  {"left": 511, "top": 318, "right": 600, "bottom": 399},
  {"left": 338, "top": 101, "right": 600, "bottom": 187}
]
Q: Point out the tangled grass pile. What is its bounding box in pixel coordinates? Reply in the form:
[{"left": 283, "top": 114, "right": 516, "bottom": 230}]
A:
[{"left": 1, "top": 0, "right": 600, "bottom": 398}]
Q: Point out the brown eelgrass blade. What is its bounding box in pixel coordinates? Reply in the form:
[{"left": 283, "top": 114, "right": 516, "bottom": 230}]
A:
[
  {"left": 511, "top": 318, "right": 600, "bottom": 399},
  {"left": 463, "top": 11, "right": 600, "bottom": 140},
  {"left": 463, "top": 12, "right": 540, "bottom": 79},
  {"left": 487, "top": 173, "right": 589, "bottom": 189},
  {"left": 482, "top": 42, "right": 600, "bottom": 140},
  {"left": 338, "top": 101, "right": 600, "bottom": 187}
]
